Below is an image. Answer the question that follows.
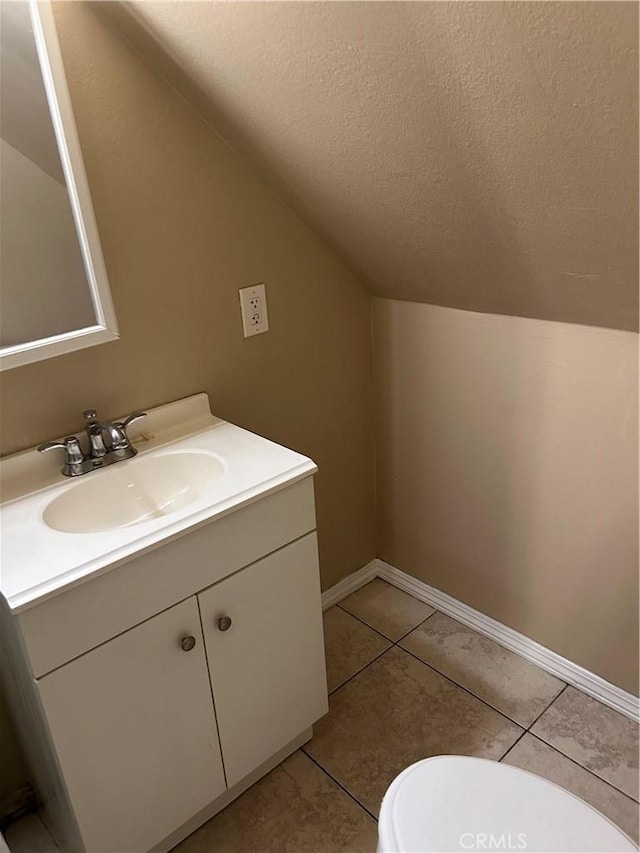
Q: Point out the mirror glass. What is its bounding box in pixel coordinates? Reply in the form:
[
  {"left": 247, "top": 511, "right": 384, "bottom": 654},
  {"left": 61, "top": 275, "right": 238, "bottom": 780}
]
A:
[{"left": 0, "top": 1, "right": 118, "bottom": 369}]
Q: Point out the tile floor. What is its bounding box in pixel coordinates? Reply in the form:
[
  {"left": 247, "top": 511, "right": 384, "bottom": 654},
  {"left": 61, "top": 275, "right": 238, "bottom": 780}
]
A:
[{"left": 5, "top": 579, "right": 639, "bottom": 852}]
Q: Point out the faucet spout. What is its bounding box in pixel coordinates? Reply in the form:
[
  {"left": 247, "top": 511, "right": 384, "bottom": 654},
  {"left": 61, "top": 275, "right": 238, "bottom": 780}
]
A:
[
  {"left": 84, "top": 409, "right": 147, "bottom": 460},
  {"left": 97, "top": 422, "right": 129, "bottom": 452}
]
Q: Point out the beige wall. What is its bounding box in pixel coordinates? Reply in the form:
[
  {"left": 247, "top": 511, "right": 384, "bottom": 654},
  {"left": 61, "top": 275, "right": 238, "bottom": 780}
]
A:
[
  {"left": 0, "top": 2, "right": 375, "bottom": 807},
  {"left": 373, "top": 298, "right": 639, "bottom": 695}
]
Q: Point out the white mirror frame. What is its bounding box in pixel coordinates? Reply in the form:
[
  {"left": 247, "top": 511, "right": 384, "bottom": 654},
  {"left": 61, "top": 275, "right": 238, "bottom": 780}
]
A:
[{"left": 0, "top": 0, "right": 118, "bottom": 371}]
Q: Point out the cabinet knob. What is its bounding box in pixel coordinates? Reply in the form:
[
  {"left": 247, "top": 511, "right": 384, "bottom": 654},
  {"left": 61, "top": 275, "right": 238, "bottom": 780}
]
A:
[
  {"left": 217, "top": 616, "right": 232, "bottom": 632},
  {"left": 180, "top": 635, "right": 196, "bottom": 652}
]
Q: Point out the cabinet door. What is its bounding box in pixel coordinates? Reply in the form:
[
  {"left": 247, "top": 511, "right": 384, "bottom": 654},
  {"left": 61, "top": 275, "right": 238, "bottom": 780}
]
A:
[
  {"left": 199, "top": 532, "right": 328, "bottom": 787},
  {"left": 37, "top": 597, "right": 226, "bottom": 853}
]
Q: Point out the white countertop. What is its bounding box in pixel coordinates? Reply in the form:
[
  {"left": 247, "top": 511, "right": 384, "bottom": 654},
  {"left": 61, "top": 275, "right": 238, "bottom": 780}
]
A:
[{"left": 0, "top": 394, "right": 316, "bottom": 612}]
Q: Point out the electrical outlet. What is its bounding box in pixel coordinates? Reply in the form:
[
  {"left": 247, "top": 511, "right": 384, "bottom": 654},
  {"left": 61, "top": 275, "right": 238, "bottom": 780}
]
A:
[{"left": 239, "top": 283, "right": 269, "bottom": 337}]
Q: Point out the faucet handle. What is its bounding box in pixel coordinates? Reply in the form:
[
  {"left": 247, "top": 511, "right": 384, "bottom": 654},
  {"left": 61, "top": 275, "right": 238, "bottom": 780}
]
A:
[
  {"left": 109, "top": 412, "right": 147, "bottom": 453},
  {"left": 38, "top": 439, "right": 66, "bottom": 453},
  {"left": 38, "top": 436, "right": 83, "bottom": 459},
  {"left": 121, "top": 411, "right": 147, "bottom": 430},
  {"left": 38, "top": 437, "right": 85, "bottom": 475},
  {"left": 83, "top": 409, "right": 98, "bottom": 425}
]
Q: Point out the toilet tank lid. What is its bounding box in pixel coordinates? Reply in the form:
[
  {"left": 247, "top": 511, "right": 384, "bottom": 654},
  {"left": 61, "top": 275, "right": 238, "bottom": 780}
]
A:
[{"left": 377, "top": 755, "right": 637, "bottom": 853}]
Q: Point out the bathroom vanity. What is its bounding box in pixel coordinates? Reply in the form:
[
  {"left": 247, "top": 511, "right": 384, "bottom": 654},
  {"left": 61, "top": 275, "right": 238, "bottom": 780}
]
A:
[{"left": 0, "top": 394, "right": 328, "bottom": 853}]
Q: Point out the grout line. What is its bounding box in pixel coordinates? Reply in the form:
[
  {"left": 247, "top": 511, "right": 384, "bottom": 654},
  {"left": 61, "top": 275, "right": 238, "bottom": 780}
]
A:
[
  {"left": 329, "top": 645, "right": 393, "bottom": 696},
  {"left": 497, "top": 668, "right": 568, "bottom": 763},
  {"left": 394, "top": 613, "right": 568, "bottom": 729},
  {"left": 526, "top": 731, "right": 640, "bottom": 805},
  {"left": 498, "top": 728, "right": 530, "bottom": 762},
  {"left": 335, "top": 603, "right": 437, "bottom": 646},
  {"left": 331, "top": 605, "right": 532, "bottom": 729},
  {"left": 393, "top": 609, "right": 438, "bottom": 644},
  {"left": 525, "top": 683, "right": 568, "bottom": 732},
  {"left": 335, "top": 603, "right": 568, "bottom": 732},
  {"left": 397, "top": 644, "right": 526, "bottom": 731},
  {"left": 301, "top": 749, "right": 379, "bottom": 822},
  {"left": 335, "top": 603, "right": 397, "bottom": 643}
]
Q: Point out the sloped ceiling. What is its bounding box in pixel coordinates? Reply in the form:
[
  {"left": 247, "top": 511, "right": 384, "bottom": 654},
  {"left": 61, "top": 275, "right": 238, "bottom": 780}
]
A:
[{"left": 120, "top": 1, "right": 637, "bottom": 330}]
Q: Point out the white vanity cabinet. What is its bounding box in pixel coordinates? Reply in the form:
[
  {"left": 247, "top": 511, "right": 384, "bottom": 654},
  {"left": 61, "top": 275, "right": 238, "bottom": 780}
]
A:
[
  {"left": 199, "top": 533, "right": 327, "bottom": 788},
  {"left": 36, "top": 597, "right": 227, "bottom": 853},
  {"left": 1, "top": 473, "right": 328, "bottom": 853}
]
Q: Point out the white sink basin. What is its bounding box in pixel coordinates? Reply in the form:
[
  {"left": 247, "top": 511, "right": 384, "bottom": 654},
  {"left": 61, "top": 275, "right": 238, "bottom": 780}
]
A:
[
  {"left": 43, "top": 450, "right": 225, "bottom": 534},
  {"left": 0, "top": 393, "right": 317, "bottom": 611}
]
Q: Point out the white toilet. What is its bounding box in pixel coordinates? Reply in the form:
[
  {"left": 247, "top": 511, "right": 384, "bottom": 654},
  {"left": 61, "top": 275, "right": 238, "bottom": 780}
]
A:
[{"left": 378, "top": 756, "right": 637, "bottom": 852}]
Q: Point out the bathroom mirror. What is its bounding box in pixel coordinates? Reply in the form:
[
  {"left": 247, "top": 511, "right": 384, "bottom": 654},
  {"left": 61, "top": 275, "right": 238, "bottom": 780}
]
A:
[{"left": 0, "top": 0, "right": 118, "bottom": 371}]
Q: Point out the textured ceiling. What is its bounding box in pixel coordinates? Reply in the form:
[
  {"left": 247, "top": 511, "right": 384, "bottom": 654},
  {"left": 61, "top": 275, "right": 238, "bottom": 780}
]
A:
[{"left": 121, "top": 1, "right": 638, "bottom": 330}]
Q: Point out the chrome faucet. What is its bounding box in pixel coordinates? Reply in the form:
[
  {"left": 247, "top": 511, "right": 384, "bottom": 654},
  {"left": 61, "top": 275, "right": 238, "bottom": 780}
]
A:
[
  {"left": 83, "top": 409, "right": 147, "bottom": 458},
  {"left": 38, "top": 409, "right": 147, "bottom": 477}
]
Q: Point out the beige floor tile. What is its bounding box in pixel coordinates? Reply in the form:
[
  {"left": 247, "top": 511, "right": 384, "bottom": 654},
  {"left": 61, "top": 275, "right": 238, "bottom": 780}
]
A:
[
  {"left": 305, "top": 646, "right": 523, "bottom": 815},
  {"left": 3, "top": 814, "right": 59, "bottom": 853},
  {"left": 531, "top": 686, "right": 639, "bottom": 800},
  {"left": 339, "top": 579, "right": 435, "bottom": 640},
  {"left": 323, "top": 607, "right": 391, "bottom": 693},
  {"left": 173, "top": 750, "right": 378, "bottom": 853},
  {"left": 400, "top": 612, "right": 565, "bottom": 726},
  {"left": 503, "top": 734, "right": 639, "bottom": 843}
]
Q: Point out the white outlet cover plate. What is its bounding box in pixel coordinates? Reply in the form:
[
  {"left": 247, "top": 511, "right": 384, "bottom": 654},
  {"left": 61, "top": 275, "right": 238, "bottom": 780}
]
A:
[{"left": 239, "top": 283, "right": 269, "bottom": 337}]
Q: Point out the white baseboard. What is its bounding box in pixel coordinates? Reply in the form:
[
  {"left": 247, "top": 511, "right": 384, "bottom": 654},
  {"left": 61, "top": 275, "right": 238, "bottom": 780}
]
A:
[
  {"left": 321, "top": 561, "right": 378, "bottom": 611},
  {"left": 322, "top": 558, "right": 640, "bottom": 723}
]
